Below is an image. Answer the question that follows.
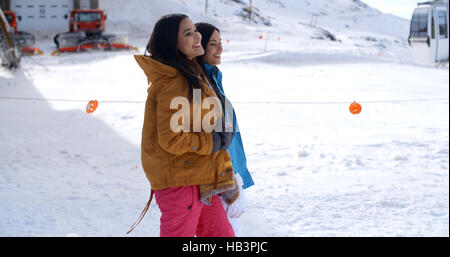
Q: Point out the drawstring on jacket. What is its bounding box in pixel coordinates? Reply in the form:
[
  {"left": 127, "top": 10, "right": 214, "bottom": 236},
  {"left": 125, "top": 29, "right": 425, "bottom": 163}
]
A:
[{"left": 126, "top": 189, "right": 154, "bottom": 234}]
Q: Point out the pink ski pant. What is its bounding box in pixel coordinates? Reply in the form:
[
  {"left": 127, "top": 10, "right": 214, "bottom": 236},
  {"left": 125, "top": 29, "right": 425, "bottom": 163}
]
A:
[{"left": 154, "top": 185, "right": 235, "bottom": 237}]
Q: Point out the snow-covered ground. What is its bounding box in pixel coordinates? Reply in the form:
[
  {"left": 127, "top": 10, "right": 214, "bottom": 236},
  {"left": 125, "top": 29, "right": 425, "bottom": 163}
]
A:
[{"left": 1, "top": 0, "right": 448, "bottom": 236}]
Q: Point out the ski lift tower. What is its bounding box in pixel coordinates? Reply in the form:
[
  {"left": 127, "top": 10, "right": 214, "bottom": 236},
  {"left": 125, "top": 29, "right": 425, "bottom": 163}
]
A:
[{"left": 0, "top": 5, "right": 20, "bottom": 69}]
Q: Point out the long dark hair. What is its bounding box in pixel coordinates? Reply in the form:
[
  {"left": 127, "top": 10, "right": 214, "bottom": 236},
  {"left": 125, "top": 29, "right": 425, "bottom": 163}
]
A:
[
  {"left": 195, "top": 22, "right": 220, "bottom": 68},
  {"left": 145, "top": 14, "right": 207, "bottom": 100}
]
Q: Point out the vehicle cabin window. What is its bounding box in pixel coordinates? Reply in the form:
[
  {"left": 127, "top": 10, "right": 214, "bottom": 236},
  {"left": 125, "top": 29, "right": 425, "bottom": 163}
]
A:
[
  {"left": 438, "top": 10, "right": 448, "bottom": 38},
  {"left": 432, "top": 10, "right": 436, "bottom": 39},
  {"left": 76, "top": 13, "right": 101, "bottom": 22},
  {"left": 411, "top": 8, "right": 429, "bottom": 38},
  {"left": 5, "top": 14, "right": 13, "bottom": 23}
]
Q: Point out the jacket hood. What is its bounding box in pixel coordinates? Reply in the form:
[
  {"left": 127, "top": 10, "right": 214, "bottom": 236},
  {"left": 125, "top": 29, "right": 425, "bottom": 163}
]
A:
[{"left": 134, "top": 55, "right": 179, "bottom": 86}]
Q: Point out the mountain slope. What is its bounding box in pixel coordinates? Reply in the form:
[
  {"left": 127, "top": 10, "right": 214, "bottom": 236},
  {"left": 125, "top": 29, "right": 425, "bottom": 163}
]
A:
[{"left": 102, "top": 0, "right": 411, "bottom": 62}]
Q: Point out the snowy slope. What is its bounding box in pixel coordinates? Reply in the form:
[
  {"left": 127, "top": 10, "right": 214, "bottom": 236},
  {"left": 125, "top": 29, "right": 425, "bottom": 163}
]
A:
[
  {"left": 1, "top": 52, "right": 448, "bottom": 237},
  {"left": 99, "top": 0, "right": 412, "bottom": 63},
  {"left": 0, "top": 0, "right": 448, "bottom": 237},
  {"left": 103, "top": 0, "right": 408, "bottom": 36}
]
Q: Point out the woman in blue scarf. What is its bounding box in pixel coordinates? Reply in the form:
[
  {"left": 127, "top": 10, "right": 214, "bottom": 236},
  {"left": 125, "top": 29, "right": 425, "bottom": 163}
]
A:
[{"left": 196, "top": 22, "right": 255, "bottom": 236}]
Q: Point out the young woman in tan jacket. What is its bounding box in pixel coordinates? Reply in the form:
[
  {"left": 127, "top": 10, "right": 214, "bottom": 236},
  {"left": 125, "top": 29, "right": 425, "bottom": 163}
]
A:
[{"left": 128, "top": 14, "right": 239, "bottom": 237}]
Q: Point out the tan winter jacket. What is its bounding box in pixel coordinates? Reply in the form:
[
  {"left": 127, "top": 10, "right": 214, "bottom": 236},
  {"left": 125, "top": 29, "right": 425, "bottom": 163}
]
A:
[{"left": 134, "top": 55, "right": 234, "bottom": 190}]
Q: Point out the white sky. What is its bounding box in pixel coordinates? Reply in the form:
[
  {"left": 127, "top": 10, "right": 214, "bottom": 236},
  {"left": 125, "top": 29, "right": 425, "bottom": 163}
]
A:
[{"left": 362, "top": 0, "right": 421, "bottom": 20}]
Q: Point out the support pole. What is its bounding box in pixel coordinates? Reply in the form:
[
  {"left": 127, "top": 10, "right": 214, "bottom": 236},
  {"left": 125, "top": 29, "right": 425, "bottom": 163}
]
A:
[{"left": 249, "top": 0, "right": 252, "bottom": 21}]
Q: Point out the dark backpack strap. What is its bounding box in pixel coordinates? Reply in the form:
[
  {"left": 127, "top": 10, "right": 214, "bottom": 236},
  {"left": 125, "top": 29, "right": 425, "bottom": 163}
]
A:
[{"left": 126, "top": 189, "right": 154, "bottom": 234}]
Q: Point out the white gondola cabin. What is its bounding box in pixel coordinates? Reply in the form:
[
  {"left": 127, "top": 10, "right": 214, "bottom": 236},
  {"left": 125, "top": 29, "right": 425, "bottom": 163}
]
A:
[{"left": 409, "top": 0, "right": 449, "bottom": 65}]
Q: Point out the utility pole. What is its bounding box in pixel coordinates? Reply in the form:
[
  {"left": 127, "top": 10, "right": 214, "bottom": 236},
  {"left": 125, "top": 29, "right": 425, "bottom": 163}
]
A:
[
  {"left": 249, "top": 0, "right": 252, "bottom": 21},
  {"left": 205, "top": 0, "right": 208, "bottom": 14}
]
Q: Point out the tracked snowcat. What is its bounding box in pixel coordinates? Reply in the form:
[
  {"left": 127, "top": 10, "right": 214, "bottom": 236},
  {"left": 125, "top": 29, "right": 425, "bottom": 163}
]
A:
[
  {"left": 2, "top": 10, "right": 42, "bottom": 56},
  {"left": 52, "top": 9, "right": 137, "bottom": 55}
]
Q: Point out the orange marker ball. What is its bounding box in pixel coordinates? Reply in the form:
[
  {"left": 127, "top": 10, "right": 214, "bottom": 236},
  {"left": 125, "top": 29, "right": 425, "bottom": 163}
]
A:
[
  {"left": 349, "top": 101, "right": 362, "bottom": 114},
  {"left": 86, "top": 100, "right": 98, "bottom": 114}
]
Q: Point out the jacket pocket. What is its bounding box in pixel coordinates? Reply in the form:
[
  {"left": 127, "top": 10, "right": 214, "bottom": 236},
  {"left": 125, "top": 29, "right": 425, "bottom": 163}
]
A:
[
  {"left": 155, "top": 186, "right": 195, "bottom": 211},
  {"left": 171, "top": 153, "right": 200, "bottom": 169}
]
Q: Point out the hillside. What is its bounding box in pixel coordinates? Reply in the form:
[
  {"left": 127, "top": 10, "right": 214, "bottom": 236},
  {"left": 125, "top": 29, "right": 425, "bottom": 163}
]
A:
[{"left": 100, "top": 0, "right": 412, "bottom": 62}]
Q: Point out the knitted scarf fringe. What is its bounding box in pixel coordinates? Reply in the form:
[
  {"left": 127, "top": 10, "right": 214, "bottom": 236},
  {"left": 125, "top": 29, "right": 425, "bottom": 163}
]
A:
[{"left": 199, "top": 179, "right": 237, "bottom": 206}]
